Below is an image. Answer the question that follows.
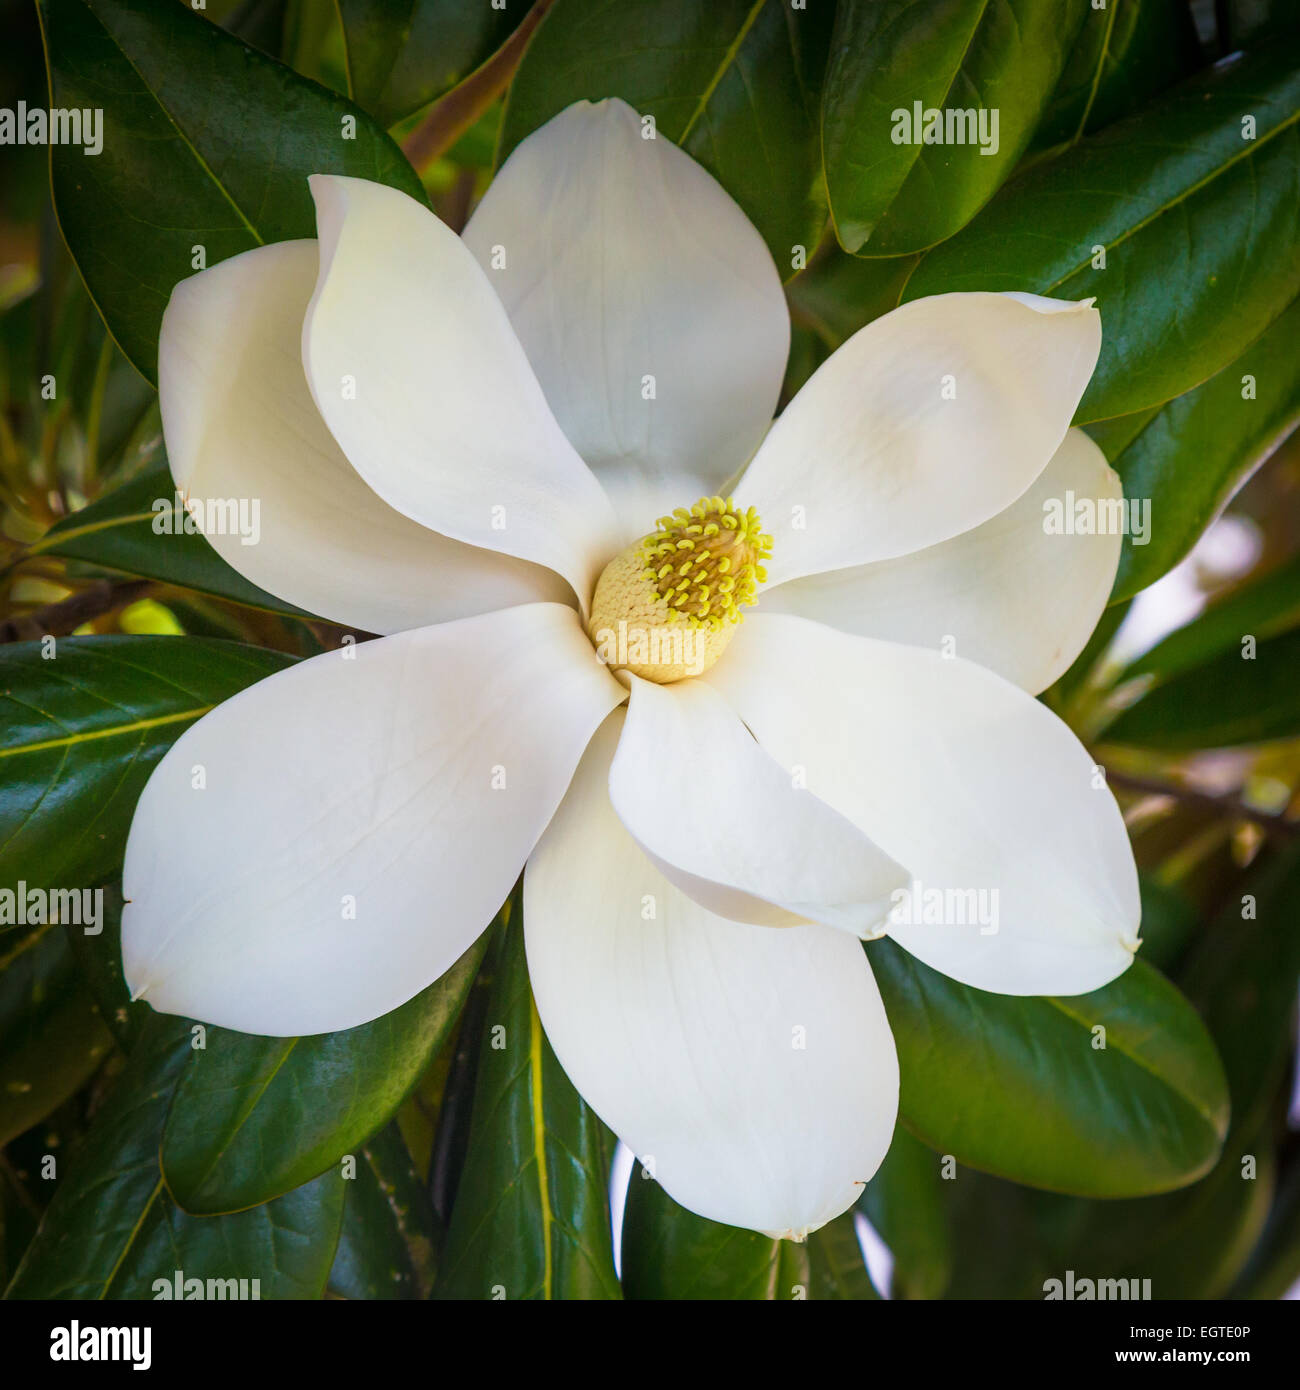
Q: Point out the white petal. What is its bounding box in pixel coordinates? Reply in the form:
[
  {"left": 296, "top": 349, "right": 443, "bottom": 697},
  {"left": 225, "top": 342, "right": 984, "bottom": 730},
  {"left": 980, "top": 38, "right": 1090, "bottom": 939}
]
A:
[
  {"left": 303, "top": 175, "right": 620, "bottom": 609},
  {"left": 122, "top": 605, "right": 624, "bottom": 1035},
  {"left": 707, "top": 615, "right": 1139, "bottom": 995},
  {"left": 525, "top": 715, "right": 898, "bottom": 1238},
  {"left": 159, "top": 241, "right": 572, "bottom": 634},
  {"left": 610, "top": 674, "right": 908, "bottom": 933},
  {"left": 735, "top": 293, "right": 1101, "bottom": 586},
  {"left": 760, "top": 429, "right": 1123, "bottom": 693},
  {"left": 463, "top": 99, "right": 789, "bottom": 535}
]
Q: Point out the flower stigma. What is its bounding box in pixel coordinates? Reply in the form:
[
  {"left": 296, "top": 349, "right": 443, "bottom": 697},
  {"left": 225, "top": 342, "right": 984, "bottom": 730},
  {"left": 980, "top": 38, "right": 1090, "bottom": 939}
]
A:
[{"left": 588, "top": 496, "right": 773, "bottom": 683}]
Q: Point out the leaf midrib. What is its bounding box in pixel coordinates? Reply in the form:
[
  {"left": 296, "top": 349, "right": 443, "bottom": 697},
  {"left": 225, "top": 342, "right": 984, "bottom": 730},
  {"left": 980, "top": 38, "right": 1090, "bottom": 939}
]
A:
[
  {"left": 678, "top": 0, "right": 769, "bottom": 146},
  {"left": 1041, "top": 101, "right": 1300, "bottom": 293},
  {"left": 0, "top": 707, "right": 213, "bottom": 760},
  {"left": 70, "top": 0, "right": 265, "bottom": 246}
]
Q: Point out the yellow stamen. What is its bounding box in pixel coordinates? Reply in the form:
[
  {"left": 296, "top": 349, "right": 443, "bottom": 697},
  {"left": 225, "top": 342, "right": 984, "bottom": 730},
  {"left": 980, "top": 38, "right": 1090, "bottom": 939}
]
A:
[{"left": 586, "top": 495, "right": 774, "bottom": 683}]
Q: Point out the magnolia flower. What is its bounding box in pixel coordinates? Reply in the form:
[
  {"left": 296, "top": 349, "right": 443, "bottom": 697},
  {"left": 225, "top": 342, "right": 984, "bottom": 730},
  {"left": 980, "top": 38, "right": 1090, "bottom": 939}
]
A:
[{"left": 123, "top": 99, "right": 1140, "bottom": 1240}]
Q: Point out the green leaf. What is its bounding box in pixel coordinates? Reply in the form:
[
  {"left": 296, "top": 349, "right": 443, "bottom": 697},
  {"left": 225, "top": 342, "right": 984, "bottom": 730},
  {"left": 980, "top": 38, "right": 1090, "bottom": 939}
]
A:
[
  {"left": 621, "top": 1162, "right": 809, "bottom": 1300},
  {"left": 327, "top": 1123, "right": 438, "bottom": 1299},
  {"left": 0, "top": 636, "right": 293, "bottom": 915},
  {"left": 823, "top": 0, "right": 1089, "bottom": 255},
  {"left": 786, "top": 249, "right": 918, "bottom": 350},
  {"left": 805, "top": 1212, "right": 879, "bottom": 1300},
  {"left": 1104, "top": 296, "right": 1300, "bottom": 603},
  {"left": 866, "top": 938, "right": 1229, "bottom": 1197},
  {"left": 0, "top": 1156, "right": 41, "bottom": 1291},
  {"left": 1178, "top": 845, "right": 1300, "bottom": 1141},
  {"left": 904, "top": 47, "right": 1300, "bottom": 423},
  {"left": 1086, "top": 1122, "right": 1274, "bottom": 1299},
  {"left": 498, "top": 0, "right": 833, "bottom": 272},
  {"left": 1101, "top": 625, "right": 1300, "bottom": 749},
  {"left": 1133, "top": 875, "right": 1200, "bottom": 976},
  {"left": 38, "top": 0, "right": 426, "bottom": 382},
  {"left": 0, "top": 636, "right": 292, "bottom": 905},
  {"left": 63, "top": 884, "right": 147, "bottom": 1050},
  {"left": 934, "top": 1129, "right": 1272, "bottom": 1301},
  {"left": 0, "top": 925, "right": 113, "bottom": 1145},
  {"left": 434, "top": 915, "right": 620, "bottom": 1300},
  {"left": 1122, "top": 550, "right": 1300, "bottom": 686},
  {"left": 941, "top": 848, "right": 1300, "bottom": 1299},
  {"left": 1028, "top": 0, "right": 1203, "bottom": 153},
  {"left": 859, "top": 1124, "right": 952, "bottom": 1299},
  {"left": 23, "top": 468, "right": 314, "bottom": 617},
  {"left": 1034, "top": 846, "right": 1300, "bottom": 1297},
  {"left": 5, "top": 1017, "right": 345, "bottom": 1299},
  {"left": 337, "top": 0, "right": 528, "bottom": 127},
  {"left": 160, "top": 938, "right": 484, "bottom": 1214},
  {"left": 1231, "top": 1150, "right": 1300, "bottom": 1299}
]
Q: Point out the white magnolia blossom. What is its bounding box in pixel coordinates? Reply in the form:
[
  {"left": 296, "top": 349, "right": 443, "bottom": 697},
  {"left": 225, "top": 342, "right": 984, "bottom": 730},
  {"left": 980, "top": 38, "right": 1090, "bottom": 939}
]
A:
[{"left": 123, "top": 99, "right": 1140, "bottom": 1241}]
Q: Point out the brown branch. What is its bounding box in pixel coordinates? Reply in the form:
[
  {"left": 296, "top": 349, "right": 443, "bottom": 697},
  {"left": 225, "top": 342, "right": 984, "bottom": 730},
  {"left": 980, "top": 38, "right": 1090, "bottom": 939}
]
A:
[
  {"left": 0, "top": 579, "right": 153, "bottom": 643},
  {"left": 1106, "top": 769, "right": 1299, "bottom": 842},
  {"left": 401, "top": 0, "right": 555, "bottom": 173}
]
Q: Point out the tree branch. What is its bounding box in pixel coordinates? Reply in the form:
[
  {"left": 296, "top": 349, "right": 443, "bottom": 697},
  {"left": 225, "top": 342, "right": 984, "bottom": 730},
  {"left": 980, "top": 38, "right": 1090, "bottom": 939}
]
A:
[
  {"left": 1105, "top": 769, "right": 1298, "bottom": 842},
  {"left": 0, "top": 579, "right": 153, "bottom": 643}
]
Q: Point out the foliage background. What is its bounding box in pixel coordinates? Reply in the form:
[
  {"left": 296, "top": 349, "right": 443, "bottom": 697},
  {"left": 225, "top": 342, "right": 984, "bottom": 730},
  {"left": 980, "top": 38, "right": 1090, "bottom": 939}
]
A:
[{"left": 0, "top": 0, "right": 1298, "bottom": 1300}]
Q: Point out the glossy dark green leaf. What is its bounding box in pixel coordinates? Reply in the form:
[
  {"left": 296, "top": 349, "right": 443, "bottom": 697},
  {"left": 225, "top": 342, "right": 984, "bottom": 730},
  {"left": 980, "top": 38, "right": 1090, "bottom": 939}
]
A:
[
  {"left": 822, "top": 0, "right": 1089, "bottom": 255},
  {"left": 63, "top": 884, "right": 147, "bottom": 1050},
  {"left": 1179, "top": 845, "right": 1300, "bottom": 1140},
  {"left": 498, "top": 0, "right": 833, "bottom": 271},
  {"left": 24, "top": 468, "right": 313, "bottom": 617},
  {"left": 859, "top": 1123, "right": 952, "bottom": 1299},
  {"left": 160, "top": 938, "right": 485, "bottom": 1214},
  {"left": 905, "top": 47, "right": 1300, "bottom": 423},
  {"left": 940, "top": 848, "right": 1300, "bottom": 1299},
  {"left": 1102, "top": 625, "right": 1300, "bottom": 749},
  {"left": 5, "top": 1017, "right": 345, "bottom": 1298},
  {"left": 1028, "top": 0, "right": 1202, "bottom": 153},
  {"left": 0, "top": 1156, "right": 41, "bottom": 1291},
  {"left": 1039, "top": 846, "right": 1300, "bottom": 1296},
  {"left": 327, "top": 1123, "right": 438, "bottom": 1299},
  {"left": 337, "top": 0, "right": 528, "bottom": 127},
  {"left": 0, "top": 925, "right": 112, "bottom": 1145},
  {"left": 434, "top": 917, "right": 620, "bottom": 1300},
  {"left": 1122, "top": 550, "right": 1300, "bottom": 686},
  {"left": 1231, "top": 1150, "right": 1300, "bottom": 1299},
  {"left": 866, "top": 938, "right": 1229, "bottom": 1197},
  {"left": 1133, "top": 875, "right": 1200, "bottom": 975},
  {"left": 805, "top": 1211, "right": 878, "bottom": 1300},
  {"left": 38, "top": 0, "right": 426, "bottom": 382},
  {"left": 1083, "top": 405, "right": 1162, "bottom": 462},
  {"left": 0, "top": 637, "right": 293, "bottom": 903},
  {"left": 786, "top": 249, "right": 918, "bottom": 350},
  {"left": 1086, "top": 1122, "right": 1274, "bottom": 1299},
  {"left": 621, "top": 1162, "right": 809, "bottom": 1300},
  {"left": 936, "top": 1128, "right": 1272, "bottom": 1301},
  {"left": 1103, "top": 297, "right": 1300, "bottom": 602}
]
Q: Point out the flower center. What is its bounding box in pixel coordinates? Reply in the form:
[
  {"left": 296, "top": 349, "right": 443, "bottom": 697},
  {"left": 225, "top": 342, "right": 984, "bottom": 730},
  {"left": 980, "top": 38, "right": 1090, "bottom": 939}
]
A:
[{"left": 588, "top": 496, "right": 773, "bottom": 683}]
